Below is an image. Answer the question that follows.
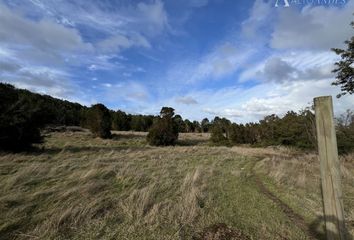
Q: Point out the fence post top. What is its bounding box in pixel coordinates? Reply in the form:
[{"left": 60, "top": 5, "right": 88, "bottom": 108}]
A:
[
  {"left": 314, "top": 96, "right": 332, "bottom": 102},
  {"left": 314, "top": 96, "right": 333, "bottom": 107}
]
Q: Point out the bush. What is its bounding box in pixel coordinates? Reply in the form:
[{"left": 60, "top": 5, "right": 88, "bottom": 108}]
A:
[
  {"left": 210, "top": 125, "right": 228, "bottom": 145},
  {"left": 336, "top": 110, "right": 354, "bottom": 154},
  {"left": 112, "top": 110, "right": 130, "bottom": 131},
  {"left": 228, "top": 123, "right": 244, "bottom": 144},
  {"left": 86, "top": 104, "right": 112, "bottom": 139},
  {"left": 0, "top": 84, "right": 43, "bottom": 151},
  {"left": 147, "top": 107, "right": 178, "bottom": 146}
]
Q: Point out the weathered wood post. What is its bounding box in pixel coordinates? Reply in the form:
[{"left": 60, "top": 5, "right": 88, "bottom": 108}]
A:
[{"left": 314, "top": 96, "right": 346, "bottom": 240}]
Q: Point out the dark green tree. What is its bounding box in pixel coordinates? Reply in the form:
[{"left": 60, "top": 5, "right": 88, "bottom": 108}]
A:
[
  {"left": 130, "top": 115, "right": 145, "bottom": 131},
  {"left": 229, "top": 123, "right": 245, "bottom": 144},
  {"left": 147, "top": 107, "right": 178, "bottom": 146},
  {"left": 184, "top": 119, "right": 195, "bottom": 133},
  {"left": 212, "top": 117, "right": 231, "bottom": 137},
  {"left": 259, "top": 114, "right": 280, "bottom": 145},
  {"left": 298, "top": 108, "right": 316, "bottom": 149},
  {"left": 86, "top": 104, "right": 112, "bottom": 139},
  {"left": 336, "top": 110, "right": 354, "bottom": 153},
  {"left": 201, "top": 118, "right": 210, "bottom": 133},
  {"left": 210, "top": 124, "right": 227, "bottom": 145},
  {"left": 193, "top": 120, "right": 202, "bottom": 133},
  {"left": 332, "top": 20, "right": 354, "bottom": 97},
  {"left": 129, "top": 115, "right": 154, "bottom": 131},
  {"left": 173, "top": 114, "right": 186, "bottom": 132},
  {"left": 0, "top": 83, "right": 43, "bottom": 151},
  {"left": 142, "top": 115, "right": 155, "bottom": 131},
  {"left": 160, "top": 107, "right": 175, "bottom": 118}
]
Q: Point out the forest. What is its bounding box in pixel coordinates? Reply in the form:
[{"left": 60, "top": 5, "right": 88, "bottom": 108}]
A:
[{"left": 1, "top": 82, "right": 353, "bottom": 153}]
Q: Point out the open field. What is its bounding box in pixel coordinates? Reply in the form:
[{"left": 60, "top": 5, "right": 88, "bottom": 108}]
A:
[{"left": 0, "top": 131, "right": 353, "bottom": 239}]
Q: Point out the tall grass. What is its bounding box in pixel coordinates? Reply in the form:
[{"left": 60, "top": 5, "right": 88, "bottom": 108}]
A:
[{"left": 0, "top": 131, "right": 352, "bottom": 239}]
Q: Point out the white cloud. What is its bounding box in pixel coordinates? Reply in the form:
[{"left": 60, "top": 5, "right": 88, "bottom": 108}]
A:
[
  {"left": 85, "top": 55, "right": 123, "bottom": 71},
  {"left": 0, "top": 47, "right": 89, "bottom": 104},
  {"left": 0, "top": 0, "right": 169, "bottom": 67},
  {"left": 1, "top": 66, "right": 81, "bottom": 100},
  {"left": 11, "top": 0, "right": 170, "bottom": 38},
  {"left": 127, "top": 92, "right": 148, "bottom": 102},
  {"left": 0, "top": 4, "right": 91, "bottom": 53},
  {"left": 235, "top": 79, "right": 354, "bottom": 121},
  {"left": 262, "top": 57, "right": 296, "bottom": 82},
  {"left": 0, "top": 46, "right": 13, "bottom": 58},
  {"left": 135, "top": 67, "right": 146, "bottom": 73},
  {"left": 88, "top": 65, "right": 97, "bottom": 71},
  {"left": 0, "top": 60, "right": 21, "bottom": 72},
  {"left": 176, "top": 96, "right": 198, "bottom": 105},
  {"left": 238, "top": 62, "right": 265, "bottom": 83},
  {"left": 165, "top": 42, "right": 254, "bottom": 85},
  {"left": 102, "top": 83, "right": 112, "bottom": 88},
  {"left": 98, "top": 35, "right": 132, "bottom": 51},
  {"left": 281, "top": 51, "right": 337, "bottom": 70},
  {"left": 188, "top": 0, "right": 209, "bottom": 7},
  {"left": 97, "top": 34, "right": 151, "bottom": 53},
  {"left": 85, "top": 54, "right": 124, "bottom": 71},
  {"left": 102, "top": 81, "right": 150, "bottom": 105},
  {"left": 271, "top": 1, "right": 354, "bottom": 50},
  {"left": 239, "top": 50, "right": 337, "bottom": 83},
  {"left": 241, "top": 0, "right": 272, "bottom": 40},
  {"left": 165, "top": 79, "right": 354, "bottom": 123},
  {"left": 136, "top": 0, "right": 169, "bottom": 36}
]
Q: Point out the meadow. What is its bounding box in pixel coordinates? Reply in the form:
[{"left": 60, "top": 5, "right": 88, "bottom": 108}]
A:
[{"left": 0, "top": 130, "right": 353, "bottom": 240}]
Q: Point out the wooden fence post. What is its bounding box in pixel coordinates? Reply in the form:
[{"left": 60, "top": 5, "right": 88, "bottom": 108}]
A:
[{"left": 314, "top": 96, "right": 346, "bottom": 240}]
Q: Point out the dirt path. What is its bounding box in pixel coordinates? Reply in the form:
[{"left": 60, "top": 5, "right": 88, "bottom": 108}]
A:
[{"left": 251, "top": 161, "right": 319, "bottom": 240}]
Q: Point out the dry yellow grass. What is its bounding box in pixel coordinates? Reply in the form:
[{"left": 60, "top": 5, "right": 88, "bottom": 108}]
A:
[
  {"left": 0, "top": 131, "right": 353, "bottom": 239},
  {"left": 254, "top": 152, "right": 354, "bottom": 238}
]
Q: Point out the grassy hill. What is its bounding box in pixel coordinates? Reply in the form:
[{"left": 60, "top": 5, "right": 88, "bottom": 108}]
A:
[{"left": 0, "top": 131, "right": 353, "bottom": 239}]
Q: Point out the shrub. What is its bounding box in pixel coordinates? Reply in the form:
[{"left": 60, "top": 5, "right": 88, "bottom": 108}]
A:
[
  {"left": 228, "top": 123, "right": 244, "bottom": 144},
  {"left": 86, "top": 104, "right": 112, "bottom": 139},
  {"left": 337, "top": 128, "right": 354, "bottom": 154},
  {"left": 210, "top": 125, "right": 227, "bottom": 145},
  {"left": 147, "top": 107, "right": 178, "bottom": 146},
  {"left": 336, "top": 110, "right": 354, "bottom": 154},
  {"left": 112, "top": 110, "right": 130, "bottom": 131},
  {"left": 0, "top": 84, "right": 43, "bottom": 151}
]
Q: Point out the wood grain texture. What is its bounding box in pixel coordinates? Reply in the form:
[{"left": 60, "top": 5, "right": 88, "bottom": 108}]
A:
[{"left": 314, "top": 96, "right": 346, "bottom": 240}]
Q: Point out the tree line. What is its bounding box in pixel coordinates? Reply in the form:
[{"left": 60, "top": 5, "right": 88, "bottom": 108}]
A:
[
  {"left": 0, "top": 83, "right": 83, "bottom": 150},
  {"left": 1, "top": 82, "right": 353, "bottom": 153},
  {"left": 209, "top": 110, "right": 354, "bottom": 153},
  {"left": 210, "top": 110, "right": 316, "bottom": 148},
  {"left": 0, "top": 83, "right": 204, "bottom": 150}
]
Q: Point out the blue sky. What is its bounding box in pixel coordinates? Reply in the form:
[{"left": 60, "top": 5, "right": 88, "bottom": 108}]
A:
[{"left": 0, "top": 0, "right": 353, "bottom": 122}]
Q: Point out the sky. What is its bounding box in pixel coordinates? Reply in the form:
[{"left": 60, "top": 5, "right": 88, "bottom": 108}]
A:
[{"left": 0, "top": 0, "right": 353, "bottom": 123}]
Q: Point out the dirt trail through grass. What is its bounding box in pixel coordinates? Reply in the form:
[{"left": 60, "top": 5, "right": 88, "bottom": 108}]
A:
[{"left": 251, "top": 159, "right": 318, "bottom": 240}]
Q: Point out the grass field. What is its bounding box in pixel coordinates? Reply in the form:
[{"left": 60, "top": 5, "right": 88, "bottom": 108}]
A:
[{"left": 0, "top": 130, "right": 353, "bottom": 239}]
